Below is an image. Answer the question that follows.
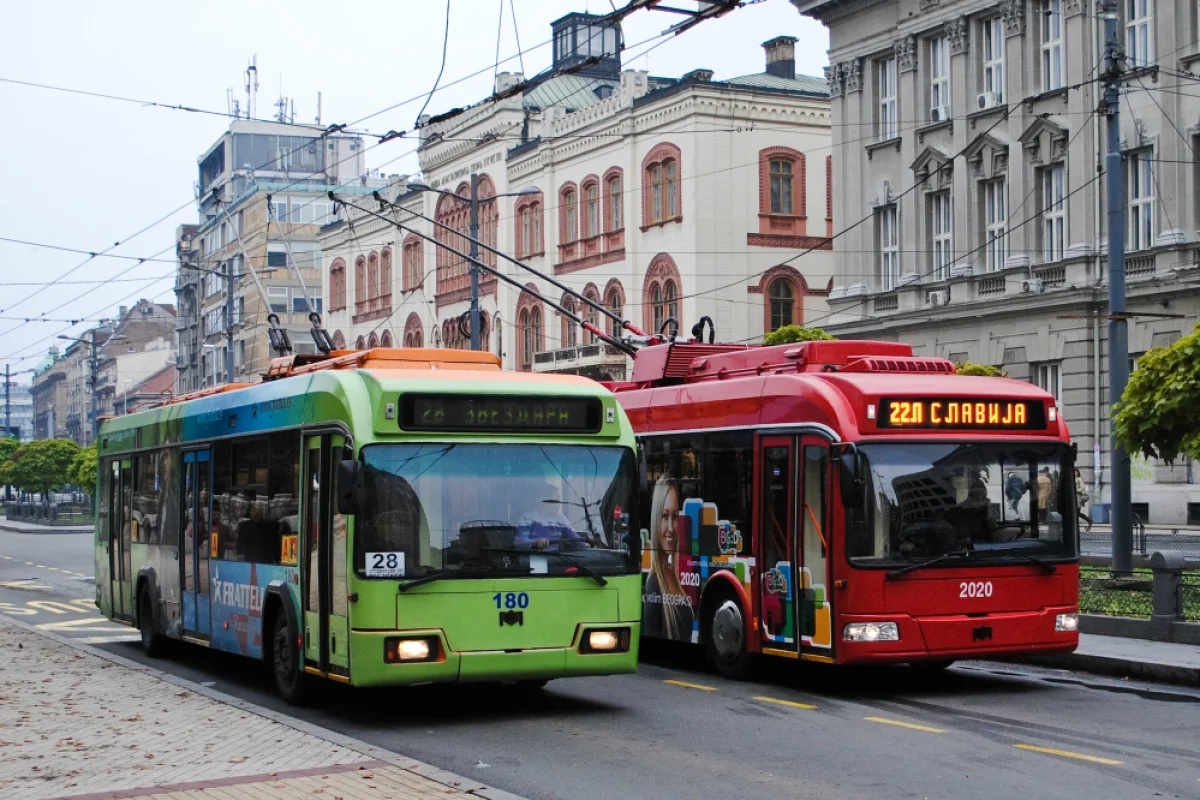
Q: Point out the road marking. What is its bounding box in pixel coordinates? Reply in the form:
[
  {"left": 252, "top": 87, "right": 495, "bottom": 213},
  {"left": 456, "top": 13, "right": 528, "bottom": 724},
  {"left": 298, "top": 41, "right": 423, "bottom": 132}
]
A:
[
  {"left": 664, "top": 679, "right": 718, "bottom": 692},
  {"left": 0, "top": 579, "right": 50, "bottom": 591},
  {"left": 24, "top": 561, "right": 34, "bottom": 566},
  {"left": 864, "top": 716, "right": 945, "bottom": 733},
  {"left": 36, "top": 617, "right": 132, "bottom": 633},
  {"left": 76, "top": 634, "right": 142, "bottom": 644},
  {"left": 1013, "top": 744, "right": 1122, "bottom": 765},
  {"left": 755, "top": 696, "right": 817, "bottom": 710}
]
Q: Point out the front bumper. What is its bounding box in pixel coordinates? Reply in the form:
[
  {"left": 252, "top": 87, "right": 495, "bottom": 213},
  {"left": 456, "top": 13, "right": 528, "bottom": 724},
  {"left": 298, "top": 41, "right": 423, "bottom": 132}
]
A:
[
  {"left": 836, "top": 606, "right": 1078, "bottom": 665},
  {"left": 347, "top": 623, "right": 640, "bottom": 687}
]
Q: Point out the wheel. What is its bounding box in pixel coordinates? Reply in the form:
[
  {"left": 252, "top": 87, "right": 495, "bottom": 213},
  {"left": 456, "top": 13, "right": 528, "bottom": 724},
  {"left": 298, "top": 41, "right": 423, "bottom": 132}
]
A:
[
  {"left": 909, "top": 660, "right": 955, "bottom": 673},
  {"left": 270, "top": 613, "right": 309, "bottom": 704},
  {"left": 706, "top": 591, "right": 752, "bottom": 680},
  {"left": 138, "top": 588, "right": 166, "bottom": 658}
]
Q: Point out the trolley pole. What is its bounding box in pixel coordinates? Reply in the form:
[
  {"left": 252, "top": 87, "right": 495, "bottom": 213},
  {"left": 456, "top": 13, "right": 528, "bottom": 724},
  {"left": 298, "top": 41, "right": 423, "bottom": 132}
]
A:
[
  {"left": 468, "top": 173, "right": 482, "bottom": 351},
  {"left": 1101, "top": 0, "right": 1133, "bottom": 574}
]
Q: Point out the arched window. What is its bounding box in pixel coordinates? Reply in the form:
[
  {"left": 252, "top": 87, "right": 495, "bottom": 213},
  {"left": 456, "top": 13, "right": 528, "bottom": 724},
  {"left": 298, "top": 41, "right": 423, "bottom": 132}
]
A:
[
  {"left": 477, "top": 176, "right": 498, "bottom": 269},
  {"left": 332, "top": 329, "right": 346, "bottom": 349},
  {"left": 514, "top": 191, "right": 544, "bottom": 259},
  {"left": 435, "top": 189, "right": 470, "bottom": 295},
  {"left": 403, "top": 312, "right": 423, "bottom": 349},
  {"left": 520, "top": 310, "right": 533, "bottom": 369},
  {"left": 355, "top": 257, "right": 366, "bottom": 304},
  {"left": 768, "top": 279, "right": 794, "bottom": 332},
  {"left": 562, "top": 298, "right": 578, "bottom": 348},
  {"left": 758, "top": 146, "right": 807, "bottom": 236},
  {"left": 403, "top": 235, "right": 423, "bottom": 292},
  {"left": 643, "top": 143, "right": 682, "bottom": 226},
  {"left": 355, "top": 335, "right": 366, "bottom": 350},
  {"left": 531, "top": 308, "right": 543, "bottom": 354},
  {"left": 328, "top": 258, "right": 347, "bottom": 311},
  {"left": 367, "top": 332, "right": 379, "bottom": 349},
  {"left": 604, "top": 279, "right": 625, "bottom": 337},
  {"left": 380, "top": 249, "right": 393, "bottom": 297},
  {"left": 560, "top": 184, "right": 578, "bottom": 243},
  {"left": 367, "top": 252, "right": 380, "bottom": 300},
  {"left": 582, "top": 285, "right": 601, "bottom": 344},
  {"left": 380, "top": 330, "right": 393, "bottom": 347},
  {"left": 494, "top": 313, "right": 503, "bottom": 358},
  {"left": 603, "top": 168, "right": 623, "bottom": 232},
  {"left": 583, "top": 179, "right": 600, "bottom": 239},
  {"left": 756, "top": 266, "right": 808, "bottom": 333},
  {"left": 641, "top": 254, "right": 683, "bottom": 333}
]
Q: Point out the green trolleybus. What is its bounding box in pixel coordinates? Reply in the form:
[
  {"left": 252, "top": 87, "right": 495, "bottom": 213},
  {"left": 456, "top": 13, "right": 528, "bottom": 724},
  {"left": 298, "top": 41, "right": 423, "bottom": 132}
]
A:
[{"left": 94, "top": 348, "right": 641, "bottom": 701}]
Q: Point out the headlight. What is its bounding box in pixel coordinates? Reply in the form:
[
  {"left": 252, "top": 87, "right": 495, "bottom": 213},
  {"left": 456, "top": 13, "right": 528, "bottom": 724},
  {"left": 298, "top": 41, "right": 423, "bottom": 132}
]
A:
[
  {"left": 580, "top": 628, "right": 630, "bottom": 654},
  {"left": 843, "top": 621, "right": 900, "bottom": 642},
  {"left": 1055, "top": 613, "right": 1079, "bottom": 633},
  {"left": 384, "top": 637, "right": 437, "bottom": 663}
]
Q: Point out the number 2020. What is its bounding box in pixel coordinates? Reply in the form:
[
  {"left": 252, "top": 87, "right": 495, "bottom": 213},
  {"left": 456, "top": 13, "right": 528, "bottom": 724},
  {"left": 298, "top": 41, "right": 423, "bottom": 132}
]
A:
[
  {"left": 959, "top": 581, "right": 993, "bottom": 598},
  {"left": 494, "top": 592, "right": 530, "bottom": 610}
]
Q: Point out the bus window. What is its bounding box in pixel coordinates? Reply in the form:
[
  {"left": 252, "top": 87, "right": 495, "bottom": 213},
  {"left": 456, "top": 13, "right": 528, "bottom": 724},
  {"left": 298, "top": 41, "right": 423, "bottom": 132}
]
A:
[
  {"left": 210, "top": 434, "right": 301, "bottom": 564},
  {"left": 701, "top": 432, "right": 753, "bottom": 557},
  {"left": 134, "top": 453, "right": 159, "bottom": 544}
]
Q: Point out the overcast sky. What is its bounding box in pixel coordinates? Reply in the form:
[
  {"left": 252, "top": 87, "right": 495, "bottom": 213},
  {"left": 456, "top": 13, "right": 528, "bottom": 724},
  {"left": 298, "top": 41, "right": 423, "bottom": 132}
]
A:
[{"left": 0, "top": 0, "right": 828, "bottom": 379}]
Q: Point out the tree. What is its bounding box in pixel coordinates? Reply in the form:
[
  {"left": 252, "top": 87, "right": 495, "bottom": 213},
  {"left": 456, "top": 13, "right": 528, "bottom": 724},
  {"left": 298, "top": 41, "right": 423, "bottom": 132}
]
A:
[
  {"left": 1114, "top": 322, "right": 1200, "bottom": 464},
  {"left": 0, "top": 439, "right": 82, "bottom": 499},
  {"left": 69, "top": 442, "right": 99, "bottom": 494},
  {"left": 763, "top": 325, "right": 836, "bottom": 346},
  {"left": 0, "top": 436, "right": 18, "bottom": 473},
  {"left": 955, "top": 361, "right": 1007, "bottom": 377}
]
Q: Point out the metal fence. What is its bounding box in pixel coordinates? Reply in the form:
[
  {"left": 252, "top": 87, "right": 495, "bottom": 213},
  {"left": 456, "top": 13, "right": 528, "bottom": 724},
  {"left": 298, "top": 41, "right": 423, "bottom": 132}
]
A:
[
  {"left": 4, "top": 501, "right": 93, "bottom": 524},
  {"left": 1183, "top": 573, "right": 1200, "bottom": 623},
  {"left": 1080, "top": 523, "right": 1200, "bottom": 559}
]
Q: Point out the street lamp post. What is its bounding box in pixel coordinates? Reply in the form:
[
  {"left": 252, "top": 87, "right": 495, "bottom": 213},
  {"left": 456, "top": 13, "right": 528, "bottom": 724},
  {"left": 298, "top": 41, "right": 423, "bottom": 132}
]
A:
[
  {"left": 407, "top": 179, "right": 537, "bottom": 351},
  {"left": 123, "top": 379, "right": 133, "bottom": 415}
]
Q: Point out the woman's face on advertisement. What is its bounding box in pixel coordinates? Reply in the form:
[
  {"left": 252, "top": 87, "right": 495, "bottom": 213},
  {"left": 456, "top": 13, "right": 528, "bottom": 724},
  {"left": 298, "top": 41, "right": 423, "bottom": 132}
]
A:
[{"left": 657, "top": 486, "right": 680, "bottom": 552}]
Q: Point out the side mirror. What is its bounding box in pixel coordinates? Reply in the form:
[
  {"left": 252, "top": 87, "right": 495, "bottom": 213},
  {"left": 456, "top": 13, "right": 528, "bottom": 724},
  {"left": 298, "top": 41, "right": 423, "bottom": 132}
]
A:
[
  {"left": 838, "top": 451, "right": 863, "bottom": 508},
  {"left": 336, "top": 460, "right": 363, "bottom": 515},
  {"left": 637, "top": 444, "right": 648, "bottom": 486}
]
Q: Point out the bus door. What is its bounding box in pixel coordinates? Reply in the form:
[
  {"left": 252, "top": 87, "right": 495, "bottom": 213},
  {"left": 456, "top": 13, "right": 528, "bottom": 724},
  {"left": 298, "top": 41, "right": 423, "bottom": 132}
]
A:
[
  {"left": 757, "top": 436, "right": 797, "bottom": 653},
  {"left": 110, "top": 458, "right": 134, "bottom": 620},
  {"left": 797, "top": 437, "right": 833, "bottom": 660},
  {"left": 181, "top": 449, "right": 212, "bottom": 638},
  {"left": 302, "top": 434, "right": 349, "bottom": 676}
]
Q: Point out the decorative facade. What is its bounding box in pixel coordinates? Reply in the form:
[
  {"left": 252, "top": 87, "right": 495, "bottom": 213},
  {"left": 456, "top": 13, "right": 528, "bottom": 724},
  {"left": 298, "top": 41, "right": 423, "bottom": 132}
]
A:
[
  {"left": 794, "top": 0, "right": 1200, "bottom": 524},
  {"left": 320, "top": 16, "right": 834, "bottom": 382}
]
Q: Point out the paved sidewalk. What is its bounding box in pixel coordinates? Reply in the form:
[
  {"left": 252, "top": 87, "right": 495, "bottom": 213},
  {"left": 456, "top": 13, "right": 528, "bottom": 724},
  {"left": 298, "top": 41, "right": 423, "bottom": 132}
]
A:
[
  {"left": 0, "top": 617, "right": 522, "bottom": 799},
  {"left": 0, "top": 519, "right": 93, "bottom": 535},
  {"left": 1015, "top": 632, "right": 1200, "bottom": 687}
]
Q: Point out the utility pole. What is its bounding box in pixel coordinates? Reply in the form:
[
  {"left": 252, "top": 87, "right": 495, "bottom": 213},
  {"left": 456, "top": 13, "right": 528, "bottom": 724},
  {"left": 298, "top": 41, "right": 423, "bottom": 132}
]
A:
[
  {"left": 4, "top": 363, "right": 10, "bottom": 440},
  {"left": 1101, "top": 0, "right": 1133, "bottom": 574},
  {"left": 88, "top": 332, "right": 100, "bottom": 446},
  {"left": 225, "top": 261, "right": 235, "bottom": 384},
  {"left": 468, "top": 173, "right": 482, "bottom": 351}
]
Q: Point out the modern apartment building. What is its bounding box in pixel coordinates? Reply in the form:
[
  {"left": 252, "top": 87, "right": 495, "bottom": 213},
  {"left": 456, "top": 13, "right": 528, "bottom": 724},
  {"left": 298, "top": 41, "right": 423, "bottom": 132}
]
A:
[
  {"left": 177, "top": 120, "right": 375, "bottom": 390},
  {"left": 320, "top": 13, "right": 835, "bottom": 380},
  {"left": 794, "top": 0, "right": 1200, "bottom": 523}
]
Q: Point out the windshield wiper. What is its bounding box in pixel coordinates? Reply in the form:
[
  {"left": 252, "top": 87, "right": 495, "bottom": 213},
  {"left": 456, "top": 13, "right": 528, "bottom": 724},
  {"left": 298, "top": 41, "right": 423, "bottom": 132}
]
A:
[
  {"left": 886, "top": 549, "right": 971, "bottom": 580},
  {"left": 485, "top": 548, "right": 608, "bottom": 586},
  {"left": 1006, "top": 549, "right": 1057, "bottom": 574},
  {"left": 397, "top": 567, "right": 498, "bottom": 592}
]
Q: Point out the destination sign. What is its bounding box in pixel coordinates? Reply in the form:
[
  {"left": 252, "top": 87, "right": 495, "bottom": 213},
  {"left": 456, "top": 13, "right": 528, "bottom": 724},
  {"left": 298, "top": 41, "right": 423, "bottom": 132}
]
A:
[
  {"left": 877, "top": 398, "right": 1046, "bottom": 430},
  {"left": 400, "top": 394, "right": 602, "bottom": 433}
]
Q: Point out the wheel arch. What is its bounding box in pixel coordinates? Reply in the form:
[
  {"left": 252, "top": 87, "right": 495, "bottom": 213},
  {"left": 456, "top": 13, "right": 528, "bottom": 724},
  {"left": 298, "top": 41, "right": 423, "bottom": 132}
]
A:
[
  {"left": 135, "top": 566, "right": 161, "bottom": 632},
  {"left": 698, "top": 570, "right": 751, "bottom": 647},
  {"left": 263, "top": 581, "right": 300, "bottom": 663}
]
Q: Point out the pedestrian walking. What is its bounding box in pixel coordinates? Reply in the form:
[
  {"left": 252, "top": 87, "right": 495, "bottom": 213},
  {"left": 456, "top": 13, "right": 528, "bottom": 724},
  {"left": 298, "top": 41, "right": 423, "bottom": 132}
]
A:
[{"left": 1074, "top": 468, "right": 1092, "bottom": 533}]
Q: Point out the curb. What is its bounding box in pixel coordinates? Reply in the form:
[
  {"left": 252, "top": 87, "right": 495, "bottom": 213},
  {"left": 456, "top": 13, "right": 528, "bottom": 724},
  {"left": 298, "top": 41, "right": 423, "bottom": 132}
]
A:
[
  {"left": 1012, "top": 651, "right": 1200, "bottom": 687},
  {"left": 0, "top": 615, "right": 527, "bottom": 800},
  {"left": 0, "top": 522, "right": 93, "bottom": 535}
]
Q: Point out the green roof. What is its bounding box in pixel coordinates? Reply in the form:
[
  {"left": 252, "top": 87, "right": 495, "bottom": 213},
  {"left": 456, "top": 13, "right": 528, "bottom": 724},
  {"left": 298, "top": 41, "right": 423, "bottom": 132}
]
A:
[
  {"left": 523, "top": 75, "right": 617, "bottom": 112},
  {"left": 725, "top": 72, "right": 829, "bottom": 97}
]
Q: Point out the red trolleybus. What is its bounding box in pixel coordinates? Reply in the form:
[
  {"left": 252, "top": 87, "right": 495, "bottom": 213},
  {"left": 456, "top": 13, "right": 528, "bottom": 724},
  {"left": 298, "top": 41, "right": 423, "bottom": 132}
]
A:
[{"left": 610, "top": 339, "right": 1080, "bottom": 677}]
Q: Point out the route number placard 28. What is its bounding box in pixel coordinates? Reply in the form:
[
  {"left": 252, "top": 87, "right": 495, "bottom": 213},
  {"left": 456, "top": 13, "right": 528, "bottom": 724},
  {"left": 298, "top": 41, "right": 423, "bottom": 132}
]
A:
[{"left": 366, "top": 551, "right": 405, "bottom": 577}]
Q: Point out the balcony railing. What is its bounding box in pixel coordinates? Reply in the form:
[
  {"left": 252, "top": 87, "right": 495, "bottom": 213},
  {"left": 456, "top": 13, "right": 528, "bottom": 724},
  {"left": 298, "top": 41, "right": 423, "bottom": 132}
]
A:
[{"left": 1033, "top": 265, "right": 1066, "bottom": 287}]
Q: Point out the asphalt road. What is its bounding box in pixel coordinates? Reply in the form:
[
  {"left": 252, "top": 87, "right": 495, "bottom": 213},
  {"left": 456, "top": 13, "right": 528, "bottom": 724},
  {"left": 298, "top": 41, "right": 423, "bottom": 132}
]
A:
[{"left": 4, "top": 529, "right": 1200, "bottom": 800}]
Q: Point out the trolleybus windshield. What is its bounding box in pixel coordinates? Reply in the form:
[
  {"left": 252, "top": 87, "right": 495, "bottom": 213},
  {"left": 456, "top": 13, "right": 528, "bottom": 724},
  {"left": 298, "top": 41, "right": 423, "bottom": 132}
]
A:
[
  {"left": 845, "top": 442, "right": 1078, "bottom": 567},
  {"left": 356, "top": 444, "right": 639, "bottom": 580}
]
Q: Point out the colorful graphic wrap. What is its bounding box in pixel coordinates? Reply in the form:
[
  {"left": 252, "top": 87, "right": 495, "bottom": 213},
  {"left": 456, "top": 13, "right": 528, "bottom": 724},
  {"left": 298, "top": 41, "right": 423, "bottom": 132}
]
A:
[{"left": 208, "top": 561, "right": 297, "bottom": 658}]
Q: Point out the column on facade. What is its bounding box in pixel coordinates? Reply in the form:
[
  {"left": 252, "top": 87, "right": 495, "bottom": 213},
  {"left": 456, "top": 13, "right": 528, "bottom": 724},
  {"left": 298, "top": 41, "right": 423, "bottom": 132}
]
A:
[
  {"left": 1003, "top": 12, "right": 1031, "bottom": 269},
  {"left": 899, "top": 36, "right": 920, "bottom": 287},
  {"left": 1064, "top": 3, "right": 1098, "bottom": 259},
  {"left": 842, "top": 64, "right": 869, "bottom": 301},
  {"left": 948, "top": 17, "right": 973, "bottom": 277}
]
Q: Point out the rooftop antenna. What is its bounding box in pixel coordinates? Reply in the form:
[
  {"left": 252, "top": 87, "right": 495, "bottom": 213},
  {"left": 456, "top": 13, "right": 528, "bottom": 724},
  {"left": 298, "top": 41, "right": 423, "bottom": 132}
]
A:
[
  {"left": 226, "top": 87, "right": 240, "bottom": 119},
  {"left": 315, "top": 91, "right": 322, "bottom": 125},
  {"left": 246, "top": 55, "right": 258, "bottom": 119}
]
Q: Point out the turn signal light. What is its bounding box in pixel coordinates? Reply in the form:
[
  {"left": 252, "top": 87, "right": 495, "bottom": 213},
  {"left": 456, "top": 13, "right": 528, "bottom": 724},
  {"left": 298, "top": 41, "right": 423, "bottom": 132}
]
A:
[
  {"left": 384, "top": 637, "right": 438, "bottom": 663},
  {"left": 580, "top": 628, "right": 631, "bottom": 654}
]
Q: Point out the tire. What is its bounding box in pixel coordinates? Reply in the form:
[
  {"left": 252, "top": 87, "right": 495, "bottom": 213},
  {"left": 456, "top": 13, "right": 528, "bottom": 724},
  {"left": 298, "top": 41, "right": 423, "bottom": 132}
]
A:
[
  {"left": 270, "top": 612, "right": 309, "bottom": 704},
  {"left": 138, "top": 588, "right": 166, "bottom": 658},
  {"left": 706, "top": 590, "right": 752, "bottom": 680}
]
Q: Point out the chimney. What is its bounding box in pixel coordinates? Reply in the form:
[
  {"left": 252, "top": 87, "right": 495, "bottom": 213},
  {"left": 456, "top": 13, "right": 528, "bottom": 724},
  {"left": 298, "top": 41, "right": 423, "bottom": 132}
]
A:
[
  {"left": 118, "top": 306, "right": 128, "bottom": 319},
  {"left": 762, "top": 36, "right": 797, "bottom": 80},
  {"left": 683, "top": 68, "right": 714, "bottom": 83}
]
